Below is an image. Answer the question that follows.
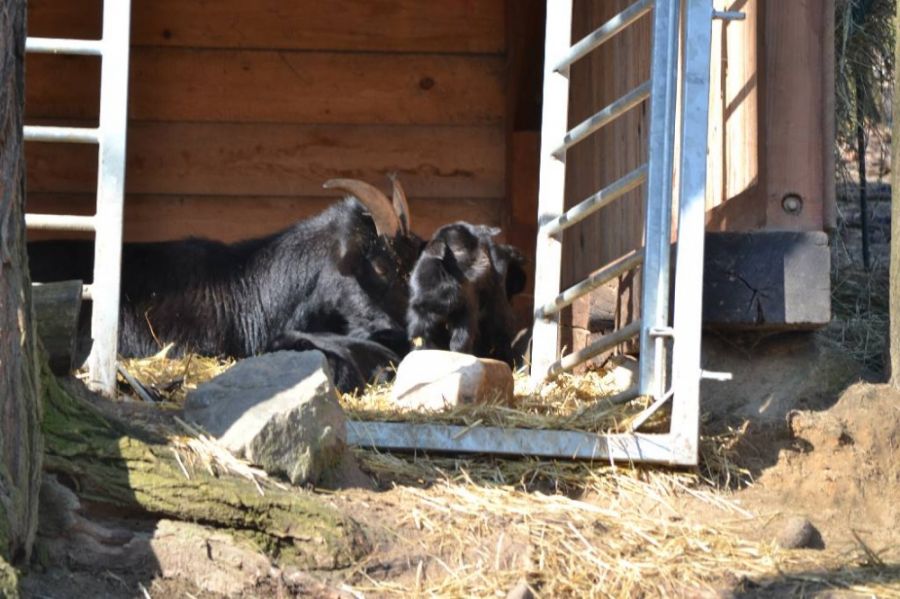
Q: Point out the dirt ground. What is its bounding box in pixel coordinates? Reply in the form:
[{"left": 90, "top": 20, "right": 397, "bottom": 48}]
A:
[{"left": 19, "top": 192, "right": 900, "bottom": 597}]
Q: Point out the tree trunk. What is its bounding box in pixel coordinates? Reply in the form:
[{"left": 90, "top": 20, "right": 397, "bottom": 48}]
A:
[
  {"left": 0, "top": 0, "right": 43, "bottom": 585},
  {"left": 891, "top": 0, "right": 900, "bottom": 387}
]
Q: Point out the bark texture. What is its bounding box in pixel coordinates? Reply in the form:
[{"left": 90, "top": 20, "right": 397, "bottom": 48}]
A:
[
  {"left": 892, "top": 0, "right": 900, "bottom": 387},
  {"left": 42, "top": 373, "right": 369, "bottom": 569},
  {"left": 0, "top": 0, "right": 43, "bottom": 575}
]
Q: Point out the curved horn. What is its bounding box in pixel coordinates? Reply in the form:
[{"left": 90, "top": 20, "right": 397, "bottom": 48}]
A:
[
  {"left": 323, "top": 178, "right": 401, "bottom": 237},
  {"left": 387, "top": 172, "right": 411, "bottom": 235}
]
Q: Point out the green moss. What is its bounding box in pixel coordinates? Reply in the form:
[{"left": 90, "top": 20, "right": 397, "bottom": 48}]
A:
[{"left": 40, "top": 369, "right": 368, "bottom": 570}]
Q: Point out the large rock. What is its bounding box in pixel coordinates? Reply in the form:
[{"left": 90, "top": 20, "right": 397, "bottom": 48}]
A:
[
  {"left": 391, "top": 350, "right": 514, "bottom": 412},
  {"left": 184, "top": 351, "right": 346, "bottom": 485}
]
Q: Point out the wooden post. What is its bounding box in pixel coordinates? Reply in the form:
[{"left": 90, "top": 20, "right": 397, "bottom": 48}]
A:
[{"left": 32, "top": 280, "right": 84, "bottom": 374}]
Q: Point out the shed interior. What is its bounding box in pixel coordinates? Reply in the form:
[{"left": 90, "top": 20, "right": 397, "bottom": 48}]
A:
[{"left": 24, "top": 0, "right": 834, "bottom": 348}]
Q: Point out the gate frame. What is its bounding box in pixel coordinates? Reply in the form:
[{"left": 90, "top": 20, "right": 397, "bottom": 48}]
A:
[{"left": 349, "top": 0, "right": 719, "bottom": 466}]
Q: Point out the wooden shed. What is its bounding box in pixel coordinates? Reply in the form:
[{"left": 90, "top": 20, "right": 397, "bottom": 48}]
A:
[{"left": 24, "top": 0, "right": 834, "bottom": 354}]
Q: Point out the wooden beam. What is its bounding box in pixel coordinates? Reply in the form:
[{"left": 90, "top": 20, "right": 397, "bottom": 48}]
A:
[
  {"left": 26, "top": 194, "right": 505, "bottom": 243},
  {"left": 762, "top": 0, "right": 827, "bottom": 231},
  {"left": 28, "top": 0, "right": 506, "bottom": 54},
  {"left": 703, "top": 231, "right": 830, "bottom": 329},
  {"left": 25, "top": 122, "right": 505, "bottom": 199},
  {"left": 26, "top": 49, "right": 505, "bottom": 126}
]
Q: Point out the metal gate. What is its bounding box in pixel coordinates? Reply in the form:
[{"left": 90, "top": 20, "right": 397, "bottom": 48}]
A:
[
  {"left": 349, "top": 0, "right": 729, "bottom": 465},
  {"left": 25, "top": 1, "right": 132, "bottom": 395}
]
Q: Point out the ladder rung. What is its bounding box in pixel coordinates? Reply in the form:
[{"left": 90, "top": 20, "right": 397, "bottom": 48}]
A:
[
  {"left": 549, "top": 320, "right": 641, "bottom": 376},
  {"left": 554, "top": 80, "right": 651, "bottom": 157},
  {"left": 555, "top": 0, "right": 654, "bottom": 73},
  {"left": 26, "top": 37, "right": 104, "bottom": 56},
  {"left": 25, "top": 214, "right": 96, "bottom": 232},
  {"left": 536, "top": 249, "right": 644, "bottom": 319},
  {"left": 24, "top": 125, "right": 100, "bottom": 144},
  {"left": 541, "top": 165, "right": 648, "bottom": 237}
]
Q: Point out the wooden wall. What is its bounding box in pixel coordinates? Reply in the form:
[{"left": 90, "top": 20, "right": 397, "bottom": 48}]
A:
[
  {"left": 559, "top": 0, "right": 834, "bottom": 353},
  {"left": 25, "top": 0, "right": 509, "bottom": 243}
]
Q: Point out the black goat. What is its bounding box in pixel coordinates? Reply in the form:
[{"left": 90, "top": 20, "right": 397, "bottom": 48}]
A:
[
  {"left": 406, "top": 222, "right": 526, "bottom": 365},
  {"left": 28, "top": 177, "right": 423, "bottom": 393}
]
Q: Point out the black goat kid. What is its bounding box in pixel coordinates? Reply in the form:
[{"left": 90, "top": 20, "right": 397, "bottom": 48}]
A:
[
  {"left": 406, "top": 222, "right": 526, "bottom": 365},
  {"left": 28, "top": 177, "right": 423, "bottom": 393}
]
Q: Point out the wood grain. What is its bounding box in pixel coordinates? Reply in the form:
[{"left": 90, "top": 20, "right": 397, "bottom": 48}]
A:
[
  {"left": 762, "top": 0, "right": 826, "bottom": 231},
  {"left": 26, "top": 49, "right": 505, "bottom": 125},
  {"left": 27, "top": 0, "right": 505, "bottom": 54},
  {"left": 25, "top": 122, "right": 506, "bottom": 199},
  {"left": 26, "top": 193, "right": 504, "bottom": 243}
]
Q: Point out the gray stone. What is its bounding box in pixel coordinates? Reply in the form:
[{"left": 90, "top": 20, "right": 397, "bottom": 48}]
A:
[
  {"left": 776, "top": 517, "right": 825, "bottom": 550},
  {"left": 391, "top": 350, "right": 514, "bottom": 412},
  {"left": 184, "top": 350, "right": 347, "bottom": 485}
]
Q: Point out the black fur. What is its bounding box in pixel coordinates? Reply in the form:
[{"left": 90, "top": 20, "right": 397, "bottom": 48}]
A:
[
  {"left": 28, "top": 198, "right": 421, "bottom": 392},
  {"left": 406, "top": 222, "right": 526, "bottom": 365}
]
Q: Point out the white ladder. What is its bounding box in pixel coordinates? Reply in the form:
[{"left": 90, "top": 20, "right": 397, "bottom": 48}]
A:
[
  {"left": 530, "top": 0, "right": 723, "bottom": 463},
  {"left": 25, "top": 1, "right": 132, "bottom": 395}
]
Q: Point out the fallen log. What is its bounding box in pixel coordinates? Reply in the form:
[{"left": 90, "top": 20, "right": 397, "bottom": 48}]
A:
[{"left": 40, "top": 366, "right": 369, "bottom": 570}]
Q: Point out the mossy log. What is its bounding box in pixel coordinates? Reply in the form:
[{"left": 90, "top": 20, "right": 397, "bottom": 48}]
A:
[{"left": 40, "top": 370, "right": 369, "bottom": 569}]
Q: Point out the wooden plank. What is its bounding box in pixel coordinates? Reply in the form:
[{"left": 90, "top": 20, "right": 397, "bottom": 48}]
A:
[
  {"left": 504, "top": 0, "right": 545, "bottom": 333},
  {"left": 27, "top": 0, "right": 505, "bottom": 54},
  {"left": 703, "top": 232, "right": 830, "bottom": 328},
  {"left": 25, "top": 122, "right": 506, "bottom": 199},
  {"left": 26, "top": 49, "right": 505, "bottom": 126},
  {"left": 762, "top": 0, "right": 826, "bottom": 231},
  {"left": 705, "top": 0, "right": 766, "bottom": 231},
  {"left": 26, "top": 193, "right": 504, "bottom": 243}
]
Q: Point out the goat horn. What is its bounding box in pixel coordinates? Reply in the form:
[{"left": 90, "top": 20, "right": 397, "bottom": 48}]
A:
[
  {"left": 323, "top": 178, "right": 401, "bottom": 238},
  {"left": 387, "top": 172, "right": 411, "bottom": 235}
]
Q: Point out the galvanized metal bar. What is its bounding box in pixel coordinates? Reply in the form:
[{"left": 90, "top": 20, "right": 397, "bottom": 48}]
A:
[
  {"left": 25, "top": 213, "right": 96, "bottom": 232},
  {"left": 553, "top": 80, "right": 651, "bottom": 158},
  {"left": 638, "top": 0, "right": 681, "bottom": 399},
  {"left": 24, "top": 125, "right": 100, "bottom": 144},
  {"left": 537, "top": 249, "right": 644, "bottom": 318},
  {"left": 26, "top": 37, "right": 104, "bottom": 56},
  {"left": 548, "top": 319, "right": 641, "bottom": 376},
  {"left": 529, "top": 0, "right": 573, "bottom": 386},
  {"left": 348, "top": 421, "right": 679, "bottom": 463},
  {"left": 554, "top": 0, "right": 654, "bottom": 73},
  {"left": 669, "top": 0, "right": 714, "bottom": 467},
  {"left": 86, "top": 0, "right": 132, "bottom": 395},
  {"left": 81, "top": 284, "right": 93, "bottom": 301},
  {"left": 540, "top": 165, "right": 647, "bottom": 237}
]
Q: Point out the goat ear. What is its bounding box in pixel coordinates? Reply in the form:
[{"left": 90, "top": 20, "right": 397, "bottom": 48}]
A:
[
  {"left": 438, "top": 240, "right": 458, "bottom": 267},
  {"left": 505, "top": 259, "right": 527, "bottom": 298},
  {"left": 481, "top": 226, "right": 502, "bottom": 238}
]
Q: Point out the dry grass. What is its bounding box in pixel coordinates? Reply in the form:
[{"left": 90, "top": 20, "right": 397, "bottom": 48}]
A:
[
  {"left": 341, "top": 360, "right": 668, "bottom": 436},
  {"left": 115, "top": 352, "right": 899, "bottom": 597},
  {"left": 117, "top": 344, "right": 234, "bottom": 403},
  {"left": 344, "top": 462, "right": 900, "bottom": 598}
]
